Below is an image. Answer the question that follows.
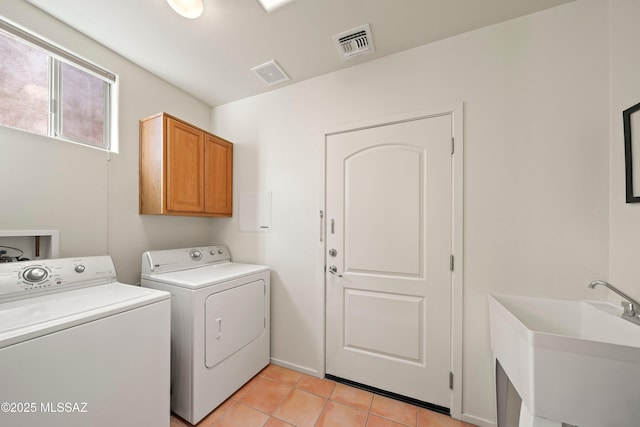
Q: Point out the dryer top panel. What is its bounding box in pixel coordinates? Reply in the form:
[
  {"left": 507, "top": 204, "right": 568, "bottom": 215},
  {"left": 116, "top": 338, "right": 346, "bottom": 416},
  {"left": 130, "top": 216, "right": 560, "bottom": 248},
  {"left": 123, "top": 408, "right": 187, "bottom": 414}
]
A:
[
  {"left": 141, "top": 245, "right": 231, "bottom": 275},
  {"left": 142, "top": 262, "right": 268, "bottom": 289}
]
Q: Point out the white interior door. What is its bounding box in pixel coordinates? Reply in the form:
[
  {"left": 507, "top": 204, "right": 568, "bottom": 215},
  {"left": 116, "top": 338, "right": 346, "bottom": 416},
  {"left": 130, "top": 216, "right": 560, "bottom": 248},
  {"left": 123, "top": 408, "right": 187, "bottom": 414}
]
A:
[{"left": 325, "top": 114, "right": 453, "bottom": 407}]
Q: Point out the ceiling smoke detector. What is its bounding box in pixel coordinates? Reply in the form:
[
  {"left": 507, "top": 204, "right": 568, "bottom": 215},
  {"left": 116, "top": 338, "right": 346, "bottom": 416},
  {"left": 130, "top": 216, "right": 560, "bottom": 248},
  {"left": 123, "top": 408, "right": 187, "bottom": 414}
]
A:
[
  {"left": 251, "top": 60, "right": 290, "bottom": 86},
  {"left": 332, "top": 24, "right": 375, "bottom": 61}
]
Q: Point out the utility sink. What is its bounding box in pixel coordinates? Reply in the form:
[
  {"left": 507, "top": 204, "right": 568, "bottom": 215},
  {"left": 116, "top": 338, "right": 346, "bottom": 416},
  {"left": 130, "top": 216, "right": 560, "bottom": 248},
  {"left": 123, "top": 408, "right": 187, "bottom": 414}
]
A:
[{"left": 488, "top": 294, "right": 640, "bottom": 427}]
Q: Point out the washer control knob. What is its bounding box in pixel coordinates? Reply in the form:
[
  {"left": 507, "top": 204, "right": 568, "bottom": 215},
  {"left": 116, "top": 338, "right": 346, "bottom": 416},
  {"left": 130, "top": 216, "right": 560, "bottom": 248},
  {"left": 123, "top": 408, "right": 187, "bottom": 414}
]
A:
[
  {"left": 23, "top": 267, "right": 48, "bottom": 283},
  {"left": 74, "top": 265, "right": 86, "bottom": 273},
  {"left": 190, "top": 250, "right": 202, "bottom": 261},
  {"left": 218, "top": 249, "right": 224, "bottom": 255}
]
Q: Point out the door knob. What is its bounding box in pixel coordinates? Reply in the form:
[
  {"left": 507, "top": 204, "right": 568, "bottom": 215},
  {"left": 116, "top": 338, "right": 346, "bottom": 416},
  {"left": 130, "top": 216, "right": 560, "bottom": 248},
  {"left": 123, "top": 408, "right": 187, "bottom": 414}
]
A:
[{"left": 328, "top": 265, "right": 343, "bottom": 277}]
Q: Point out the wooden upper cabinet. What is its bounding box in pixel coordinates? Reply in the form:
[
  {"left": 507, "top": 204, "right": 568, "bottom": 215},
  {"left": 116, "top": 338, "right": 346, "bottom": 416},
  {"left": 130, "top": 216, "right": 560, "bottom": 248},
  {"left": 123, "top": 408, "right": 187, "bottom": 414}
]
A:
[
  {"left": 139, "top": 113, "right": 233, "bottom": 217},
  {"left": 204, "top": 134, "right": 233, "bottom": 215},
  {"left": 166, "top": 118, "right": 205, "bottom": 213}
]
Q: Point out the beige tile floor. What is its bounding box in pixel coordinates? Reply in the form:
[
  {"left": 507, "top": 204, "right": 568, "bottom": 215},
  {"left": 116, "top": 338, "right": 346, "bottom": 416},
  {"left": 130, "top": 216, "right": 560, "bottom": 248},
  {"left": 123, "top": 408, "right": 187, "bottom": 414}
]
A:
[{"left": 170, "top": 365, "right": 477, "bottom": 427}]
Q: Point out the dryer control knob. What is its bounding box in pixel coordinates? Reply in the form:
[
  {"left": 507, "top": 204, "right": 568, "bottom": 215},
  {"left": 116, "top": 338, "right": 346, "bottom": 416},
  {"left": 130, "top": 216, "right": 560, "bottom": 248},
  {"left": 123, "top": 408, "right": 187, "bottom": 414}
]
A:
[
  {"left": 75, "top": 265, "right": 86, "bottom": 273},
  {"left": 190, "top": 250, "right": 202, "bottom": 261},
  {"left": 23, "top": 267, "right": 48, "bottom": 283}
]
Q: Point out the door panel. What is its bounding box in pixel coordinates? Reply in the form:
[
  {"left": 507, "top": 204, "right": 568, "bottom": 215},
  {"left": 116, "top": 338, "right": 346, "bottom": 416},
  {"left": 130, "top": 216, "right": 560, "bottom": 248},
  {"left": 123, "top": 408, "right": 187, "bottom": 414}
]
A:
[
  {"left": 325, "top": 115, "right": 452, "bottom": 407},
  {"left": 344, "top": 289, "right": 423, "bottom": 362},
  {"left": 166, "top": 117, "right": 205, "bottom": 212},
  {"left": 346, "top": 146, "right": 422, "bottom": 275},
  {"left": 204, "top": 134, "right": 233, "bottom": 215}
]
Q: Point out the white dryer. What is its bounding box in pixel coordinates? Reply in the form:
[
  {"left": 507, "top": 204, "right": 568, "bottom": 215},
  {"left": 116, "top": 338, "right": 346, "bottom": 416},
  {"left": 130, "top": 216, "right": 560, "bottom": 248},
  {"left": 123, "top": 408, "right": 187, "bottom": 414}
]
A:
[
  {"left": 141, "top": 245, "right": 270, "bottom": 425},
  {"left": 0, "top": 256, "right": 171, "bottom": 427}
]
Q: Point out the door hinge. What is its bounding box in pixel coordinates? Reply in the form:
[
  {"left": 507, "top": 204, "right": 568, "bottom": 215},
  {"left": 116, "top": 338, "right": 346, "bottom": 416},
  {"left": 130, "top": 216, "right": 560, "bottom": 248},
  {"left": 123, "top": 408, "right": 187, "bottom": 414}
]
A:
[
  {"left": 450, "top": 254, "right": 454, "bottom": 271},
  {"left": 449, "top": 372, "right": 454, "bottom": 390},
  {"left": 451, "top": 137, "right": 455, "bottom": 155}
]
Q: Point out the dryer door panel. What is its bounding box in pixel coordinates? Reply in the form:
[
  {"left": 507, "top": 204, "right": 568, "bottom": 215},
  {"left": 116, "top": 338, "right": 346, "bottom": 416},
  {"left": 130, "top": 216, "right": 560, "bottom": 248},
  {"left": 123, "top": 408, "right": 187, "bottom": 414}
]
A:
[{"left": 205, "top": 280, "right": 265, "bottom": 368}]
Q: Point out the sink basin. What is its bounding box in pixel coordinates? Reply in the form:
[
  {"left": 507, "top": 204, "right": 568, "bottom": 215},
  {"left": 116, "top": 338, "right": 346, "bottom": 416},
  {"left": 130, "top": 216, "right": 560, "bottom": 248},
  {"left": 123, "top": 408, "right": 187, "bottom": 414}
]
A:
[{"left": 488, "top": 294, "right": 640, "bottom": 427}]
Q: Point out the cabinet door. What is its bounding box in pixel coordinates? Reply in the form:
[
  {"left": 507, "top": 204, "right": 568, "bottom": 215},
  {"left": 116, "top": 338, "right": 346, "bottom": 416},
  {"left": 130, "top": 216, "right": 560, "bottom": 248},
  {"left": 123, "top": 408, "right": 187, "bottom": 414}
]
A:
[
  {"left": 204, "top": 134, "right": 233, "bottom": 215},
  {"left": 166, "top": 118, "right": 205, "bottom": 213}
]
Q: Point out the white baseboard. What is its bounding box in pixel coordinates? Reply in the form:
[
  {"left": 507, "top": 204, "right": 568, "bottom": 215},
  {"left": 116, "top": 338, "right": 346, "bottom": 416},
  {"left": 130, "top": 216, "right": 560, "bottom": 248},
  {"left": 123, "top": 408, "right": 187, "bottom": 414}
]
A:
[
  {"left": 461, "top": 413, "right": 496, "bottom": 427},
  {"left": 269, "top": 357, "right": 320, "bottom": 377}
]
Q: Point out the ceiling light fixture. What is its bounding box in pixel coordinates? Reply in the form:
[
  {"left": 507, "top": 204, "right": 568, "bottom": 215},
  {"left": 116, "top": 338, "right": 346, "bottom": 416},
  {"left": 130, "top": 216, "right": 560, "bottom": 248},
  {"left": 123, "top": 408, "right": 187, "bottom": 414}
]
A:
[
  {"left": 166, "top": 0, "right": 204, "bottom": 19},
  {"left": 256, "top": 0, "right": 295, "bottom": 13}
]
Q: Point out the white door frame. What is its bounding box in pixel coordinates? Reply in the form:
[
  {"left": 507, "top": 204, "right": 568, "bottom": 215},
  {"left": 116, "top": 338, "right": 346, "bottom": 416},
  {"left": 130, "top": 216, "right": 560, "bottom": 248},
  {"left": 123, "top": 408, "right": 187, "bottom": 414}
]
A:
[{"left": 317, "top": 103, "right": 464, "bottom": 419}]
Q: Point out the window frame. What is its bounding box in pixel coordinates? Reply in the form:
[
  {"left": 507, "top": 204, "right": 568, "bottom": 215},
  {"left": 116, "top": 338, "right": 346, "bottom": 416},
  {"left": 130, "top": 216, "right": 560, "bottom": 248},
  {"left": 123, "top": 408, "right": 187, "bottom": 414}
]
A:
[{"left": 0, "top": 16, "right": 118, "bottom": 152}]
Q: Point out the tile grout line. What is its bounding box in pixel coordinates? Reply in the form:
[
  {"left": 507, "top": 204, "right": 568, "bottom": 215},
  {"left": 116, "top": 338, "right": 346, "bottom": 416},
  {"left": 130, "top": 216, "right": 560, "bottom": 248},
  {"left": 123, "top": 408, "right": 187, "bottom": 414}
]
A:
[
  {"left": 364, "top": 409, "right": 371, "bottom": 427},
  {"left": 264, "top": 366, "right": 306, "bottom": 427},
  {"left": 268, "top": 387, "right": 295, "bottom": 425},
  {"left": 312, "top": 393, "right": 330, "bottom": 427}
]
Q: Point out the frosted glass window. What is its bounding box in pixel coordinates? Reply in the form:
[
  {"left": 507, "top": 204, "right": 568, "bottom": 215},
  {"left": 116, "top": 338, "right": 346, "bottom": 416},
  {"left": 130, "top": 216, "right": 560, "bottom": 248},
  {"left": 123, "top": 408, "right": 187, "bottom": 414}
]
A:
[
  {"left": 0, "top": 18, "right": 117, "bottom": 151},
  {"left": 61, "top": 63, "right": 106, "bottom": 146},
  {"left": 0, "top": 32, "right": 48, "bottom": 135}
]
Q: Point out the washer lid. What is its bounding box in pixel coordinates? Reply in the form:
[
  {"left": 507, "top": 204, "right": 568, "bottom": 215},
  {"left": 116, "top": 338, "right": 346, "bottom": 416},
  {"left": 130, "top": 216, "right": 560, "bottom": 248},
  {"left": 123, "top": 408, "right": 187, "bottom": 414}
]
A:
[
  {"left": 0, "top": 283, "right": 169, "bottom": 349},
  {"left": 142, "top": 262, "right": 268, "bottom": 289}
]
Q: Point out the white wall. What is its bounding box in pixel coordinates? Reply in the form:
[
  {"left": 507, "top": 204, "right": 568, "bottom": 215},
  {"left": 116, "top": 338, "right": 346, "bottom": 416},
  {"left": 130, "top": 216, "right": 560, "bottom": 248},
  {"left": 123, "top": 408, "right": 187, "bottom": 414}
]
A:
[
  {"left": 609, "top": 2, "right": 640, "bottom": 301},
  {"left": 210, "top": 1, "right": 610, "bottom": 424},
  {"left": 0, "top": 1, "right": 216, "bottom": 284}
]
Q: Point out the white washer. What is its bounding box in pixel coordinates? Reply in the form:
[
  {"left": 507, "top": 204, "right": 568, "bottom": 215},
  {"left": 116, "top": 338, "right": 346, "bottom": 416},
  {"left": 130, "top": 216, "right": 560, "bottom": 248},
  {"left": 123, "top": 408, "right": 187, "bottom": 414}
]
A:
[
  {"left": 0, "top": 256, "right": 171, "bottom": 427},
  {"left": 141, "top": 245, "right": 270, "bottom": 425}
]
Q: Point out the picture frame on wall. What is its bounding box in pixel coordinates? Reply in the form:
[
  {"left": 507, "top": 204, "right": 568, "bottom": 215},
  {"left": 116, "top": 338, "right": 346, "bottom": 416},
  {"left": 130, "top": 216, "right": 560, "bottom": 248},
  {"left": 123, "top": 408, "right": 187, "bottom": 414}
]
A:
[{"left": 623, "top": 101, "right": 640, "bottom": 203}]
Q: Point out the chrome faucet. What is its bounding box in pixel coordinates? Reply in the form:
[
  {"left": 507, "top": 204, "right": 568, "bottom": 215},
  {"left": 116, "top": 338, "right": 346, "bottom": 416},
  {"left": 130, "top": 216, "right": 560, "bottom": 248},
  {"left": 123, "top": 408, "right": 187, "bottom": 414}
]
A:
[{"left": 588, "top": 280, "right": 640, "bottom": 326}]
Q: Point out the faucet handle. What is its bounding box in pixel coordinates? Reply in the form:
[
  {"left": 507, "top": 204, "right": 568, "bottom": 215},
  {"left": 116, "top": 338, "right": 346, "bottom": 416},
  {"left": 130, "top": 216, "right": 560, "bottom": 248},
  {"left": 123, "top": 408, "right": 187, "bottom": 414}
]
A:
[{"left": 621, "top": 301, "right": 637, "bottom": 316}]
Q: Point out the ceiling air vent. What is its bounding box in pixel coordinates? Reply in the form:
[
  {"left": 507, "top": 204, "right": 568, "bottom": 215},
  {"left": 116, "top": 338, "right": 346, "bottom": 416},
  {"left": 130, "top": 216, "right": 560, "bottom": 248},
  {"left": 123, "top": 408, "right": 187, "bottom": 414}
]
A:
[
  {"left": 332, "top": 24, "right": 375, "bottom": 61},
  {"left": 251, "top": 60, "right": 290, "bottom": 86}
]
